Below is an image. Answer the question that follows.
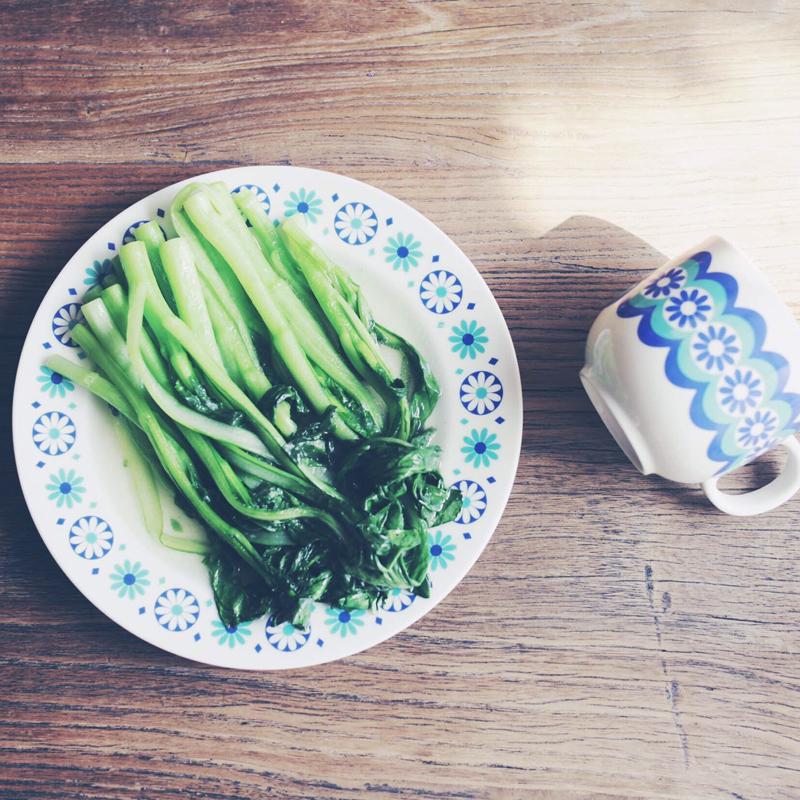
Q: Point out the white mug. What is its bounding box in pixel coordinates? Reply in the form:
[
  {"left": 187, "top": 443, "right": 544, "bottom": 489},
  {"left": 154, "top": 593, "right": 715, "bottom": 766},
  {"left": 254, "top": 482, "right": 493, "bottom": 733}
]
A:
[{"left": 581, "top": 236, "right": 800, "bottom": 516}]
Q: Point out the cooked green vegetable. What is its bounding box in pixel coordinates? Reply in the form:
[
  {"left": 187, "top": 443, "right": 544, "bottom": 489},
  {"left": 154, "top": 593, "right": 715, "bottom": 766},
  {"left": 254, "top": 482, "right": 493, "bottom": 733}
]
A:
[{"left": 44, "top": 182, "right": 459, "bottom": 629}]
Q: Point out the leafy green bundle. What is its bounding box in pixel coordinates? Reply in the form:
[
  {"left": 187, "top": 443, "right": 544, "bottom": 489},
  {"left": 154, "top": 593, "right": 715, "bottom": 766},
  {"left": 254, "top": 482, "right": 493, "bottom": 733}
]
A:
[{"left": 46, "top": 182, "right": 460, "bottom": 628}]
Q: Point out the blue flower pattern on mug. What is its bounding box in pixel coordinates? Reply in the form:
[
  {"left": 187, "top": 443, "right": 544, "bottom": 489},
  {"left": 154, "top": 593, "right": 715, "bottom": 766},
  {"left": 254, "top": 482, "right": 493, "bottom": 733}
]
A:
[
  {"left": 334, "top": 201, "right": 378, "bottom": 245},
  {"left": 324, "top": 607, "right": 365, "bottom": 638},
  {"left": 32, "top": 411, "right": 76, "bottom": 456},
  {"left": 460, "top": 370, "right": 503, "bottom": 415},
  {"left": 618, "top": 250, "right": 800, "bottom": 474},
  {"left": 419, "top": 270, "right": 463, "bottom": 314},
  {"left": 84, "top": 259, "right": 114, "bottom": 289},
  {"left": 664, "top": 288, "right": 712, "bottom": 330},
  {"left": 453, "top": 479, "right": 487, "bottom": 524},
  {"left": 718, "top": 368, "right": 763, "bottom": 416},
  {"left": 154, "top": 588, "right": 199, "bottom": 632},
  {"left": 266, "top": 618, "right": 311, "bottom": 652},
  {"left": 231, "top": 184, "right": 270, "bottom": 216},
  {"left": 644, "top": 267, "right": 686, "bottom": 299},
  {"left": 429, "top": 530, "right": 456, "bottom": 571},
  {"left": 692, "top": 324, "right": 740, "bottom": 372},
  {"left": 284, "top": 188, "right": 322, "bottom": 223},
  {"left": 384, "top": 232, "right": 422, "bottom": 271},
  {"left": 110, "top": 560, "right": 150, "bottom": 599},
  {"left": 46, "top": 468, "right": 85, "bottom": 508},
  {"left": 51, "top": 302, "right": 82, "bottom": 347},
  {"left": 69, "top": 515, "right": 113, "bottom": 560},
  {"left": 450, "top": 320, "right": 488, "bottom": 359},
  {"left": 211, "top": 619, "right": 252, "bottom": 648},
  {"left": 382, "top": 588, "right": 415, "bottom": 612},
  {"left": 736, "top": 409, "right": 777, "bottom": 450},
  {"left": 462, "top": 428, "right": 500, "bottom": 468},
  {"left": 37, "top": 366, "right": 75, "bottom": 399}
]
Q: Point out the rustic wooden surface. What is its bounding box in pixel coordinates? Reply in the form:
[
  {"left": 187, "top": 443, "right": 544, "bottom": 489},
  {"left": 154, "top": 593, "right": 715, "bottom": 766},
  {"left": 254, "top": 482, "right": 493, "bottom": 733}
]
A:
[{"left": 2, "top": 2, "right": 800, "bottom": 798}]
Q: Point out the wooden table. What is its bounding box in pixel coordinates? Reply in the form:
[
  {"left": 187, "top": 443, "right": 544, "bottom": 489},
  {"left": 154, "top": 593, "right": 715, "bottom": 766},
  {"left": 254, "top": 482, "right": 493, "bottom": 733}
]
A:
[{"left": 2, "top": 3, "right": 799, "bottom": 798}]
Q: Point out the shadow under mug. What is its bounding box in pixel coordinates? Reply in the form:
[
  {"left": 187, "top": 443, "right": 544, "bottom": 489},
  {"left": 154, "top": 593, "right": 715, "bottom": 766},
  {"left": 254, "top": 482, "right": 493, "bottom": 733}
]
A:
[{"left": 581, "top": 235, "right": 800, "bottom": 516}]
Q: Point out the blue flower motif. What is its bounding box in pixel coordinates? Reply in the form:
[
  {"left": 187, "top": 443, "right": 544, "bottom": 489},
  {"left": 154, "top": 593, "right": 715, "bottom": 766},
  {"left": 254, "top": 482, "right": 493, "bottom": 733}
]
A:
[
  {"left": 266, "top": 618, "right": 311, "bottom": 651},
  {"left": 36, "top": 366, "right": 75, "bottom": 399},
  {"left": 334, "top": 201, "right": 378, "bottom": 245},
  {"left": 211, "top": 619, "right": 252, "bottom": 648},
  {"left": 462, "top": 428, "right": 500, "bottom": 468},
  {"left": 68, "top": 515, "right": 112, "bottom": 560},
  {"left": 51, "top": 302, "right": 83, "bottom": 347},
  {"left": 718, "top": 368, "right": 763, "bottom": 416},
  {"left": 122, "top": 219, "right": 150, "bottom": 245},
  {"left": 429, "top": 530, "right": 456, "bottom": 571},
  {"left": 460, "top": 370, "right": 503, "bottom": 415},
  {"left": 110, "top": 560, "right": 150, "bottom": 599},
  {"left": 419, "top": 270, "right": 463, "bottom": 314},
  {"left": 284, "top": 188, "right": 322, "bottom": 223},
  {"left": 692, "top": 324, "right": 740, "bottom": 372},
  {"left": 384, "top": 232, "right": 422, "bottom": 271},
  {"left": 736, "top": 409, "right": 778, "bottom": 450},
  {"left": 32, "top": 411, "right": 76, "bottom": 456},
  {"left": 154, "top": 587, "right": 200, "bottom": 632},
  {"left": 449, "top": 320, "right": 488, "bottom": 359},
  {"left": 644, "top": 267, "right": 686, "bottom": 299},
  {"left": 664, "top": 288, "right": 712, "bottom": 329},
  {"left": 83, "top": 259, "right": 114, "bottom": 288},
  {"left": 46, "top": 468, "right": 85, "bottom": 508},
  {"left": 453, "top": 479, "right": 487, "bottom": 524},
  {"left": 231, "top": 184, "right": 270, "bottom": 218},
  {"left": 382, "top": 588, "right": 415, "bottom": 612},
  {"left": 324, "top": 607, "right": 365, "bottom": 638}
]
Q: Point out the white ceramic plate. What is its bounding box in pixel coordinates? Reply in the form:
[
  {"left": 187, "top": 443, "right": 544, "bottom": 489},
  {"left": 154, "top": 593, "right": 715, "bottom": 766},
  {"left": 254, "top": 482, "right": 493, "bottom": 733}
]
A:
[{"left": 12, "top": 166, "right": 522, "bottom": 669}]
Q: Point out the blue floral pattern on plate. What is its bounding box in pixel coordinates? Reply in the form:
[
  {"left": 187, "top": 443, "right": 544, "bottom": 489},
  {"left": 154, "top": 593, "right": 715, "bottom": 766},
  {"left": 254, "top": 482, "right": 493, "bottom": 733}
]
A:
[
  {"left": 36, "top": 366, "right": 75, "bottom": 399},
  {"left": 266, "top": 617, "right": 311, "bottom": 652},
  {"left": 450, "top": 320, "right": 488, "bottom": 359},
  {"left": 429, "top": 530, "right": 456, "bottom": 571},
  {"left": 211, "top": 619, "right": 252, "bottom": 648},
  {"left": 84, "top": 259, "right": 114, "bottom": 289},
  {"left": 231, "top": 184, "right": 270, "bottom": 216},
  {"left": 110, "top": 560, "right": 150, "bottom": 599},
  {"left": 32, "top": 411, "right": 76, "bottom": 456},
  {"left": 460, "top": 370, "right": 503, "bottom": 415},
  {"left": 453, "top": 479, "right": 487, "bottom": 524},
  {"left": 284, "top": 188, "right": 322, "bottom": 223},
  {"left": 324, "top": 608, "right": 365, "bottom": 638},
  {"left": 46, "top": 468, "right": 85, "bottom": 508},
  {"left": 334, "top": 201, "right": 378, "bottom": 245},
  {"left": 154, "top": 588, "right": 200, "bottom": 632},
  {"left": 384, "top": 232, "right": 422, "bottom": 271},
  {"left": 382, "top": 588, "right": 415, "bottom": 612},
  {"left": 51, "top": 302, "right": 82, "bottom": 347},
  {"left": 69, "top": 515, "right": 113, "bottom": 560},
  {"left": 419, "top": 270, "right": 463, "bottom": 314}
]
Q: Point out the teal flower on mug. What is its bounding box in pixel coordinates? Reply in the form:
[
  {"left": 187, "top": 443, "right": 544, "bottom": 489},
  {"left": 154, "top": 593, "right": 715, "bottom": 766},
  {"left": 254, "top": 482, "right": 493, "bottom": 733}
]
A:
[
  {"left": 324, "top": 607, "right": 365, "bottom": 638},
  {"left": 211, "top": 619, "right": 252, "bottom": 648},
  {"left": 84, "top": 258, "right": 114, "bottom": 288},
  {"left": 36, "top": 366, "right": 75, "bottom": 399},
  {"left": 428, "top": 530, "right": 456, "bottom": 571},
  {"left": 284, "top": 188, "right": 322, "bottom": 223},
  {"left": 449, "top": 320, "right": 488, "bottom": 359},
  {"left": 462, "top": 428, "right": 500, "bottom": 468},
  {"left": 46, "top": 468, "right": 85, "bottom": 508},
  {"left": 384, "top": 232, "right": 422, "bottom": 271},
  {"left": 110, "top": 560, "right": 150, "bottom": 599}
]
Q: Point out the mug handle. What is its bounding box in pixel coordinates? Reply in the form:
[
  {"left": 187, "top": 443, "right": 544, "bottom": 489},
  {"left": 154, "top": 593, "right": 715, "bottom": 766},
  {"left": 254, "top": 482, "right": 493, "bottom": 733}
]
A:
[{"left": 702, "top": 436, "right": 800, "bottom": 516}]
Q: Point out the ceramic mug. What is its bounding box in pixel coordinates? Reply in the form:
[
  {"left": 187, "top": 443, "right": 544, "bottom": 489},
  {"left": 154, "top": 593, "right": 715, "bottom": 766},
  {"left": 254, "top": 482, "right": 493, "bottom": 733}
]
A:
[{"left": 581, "top": 235, "right": 800, "bottom": 516}]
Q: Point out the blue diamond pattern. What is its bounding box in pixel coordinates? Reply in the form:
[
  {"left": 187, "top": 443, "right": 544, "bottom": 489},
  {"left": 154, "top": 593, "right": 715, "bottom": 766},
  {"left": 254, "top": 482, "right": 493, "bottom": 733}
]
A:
[
  {"left": 432, "top": 255, "right": 440, "bottom": 263},
  {"left": 42, "top": 342, "right": 52, "bottom": 350},
  {"left": 375, "top": 617, "right": 383, "bottom": 625},
  {"left": 331, "top": 193, "right": 339, "bottom": 201},
  {"left": 487, "top": 476, "right": 496, "bottom": 484},
  {"left": 194, "top": 632, "right": 201, "bottom": 641},
  {"left": 463, "top": 532, "right": 472, "bottom": 540},
  {"left": 316, "top": 638, "right": 324, "bottom": 647},
  {"left": 496, "top": 416, "right": 505, "bottom": 424},
  {"left": 488, "top": 357, "right": 498, "bottom": 365},
  {"left": 156, "top": 208, "right": 165, "bottom": 218},
  {"left": 35, "top": 461, "right": 45, "bottom": 469},
  {"left": 138, "top": 606, "right": 145, "bottom": 615},
  {"left": 56, "top": 518, "right": 65, "bottom": 525},
  {"left": 91, "top": 567, "right": 99, "bottom": 575},
  {"left": 31, "top": 401, "right": 40, "bottom": 409},
  {"left": 467, "top": 302, "right": 475, "bottom": 310},
  {"left": 107, "top": 242, "right": 116, "bottom": 251},
  {"left": 273, "top": 183, "right": 280, "bottom": 192},
  {"left": 255, "top": 643, "right": 262, "bottom": 653},
  {"left": 68, "top": 288, "right": 77, "bottom": 296},
  {"left": 386, "top": 217, "right": 393, "bottom": 226}
]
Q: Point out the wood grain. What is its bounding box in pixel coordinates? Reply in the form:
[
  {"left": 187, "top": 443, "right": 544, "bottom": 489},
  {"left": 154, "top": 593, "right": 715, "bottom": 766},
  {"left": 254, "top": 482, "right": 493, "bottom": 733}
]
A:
[{"left": 1, "top": 3, "right": 799, "bottom": 799}]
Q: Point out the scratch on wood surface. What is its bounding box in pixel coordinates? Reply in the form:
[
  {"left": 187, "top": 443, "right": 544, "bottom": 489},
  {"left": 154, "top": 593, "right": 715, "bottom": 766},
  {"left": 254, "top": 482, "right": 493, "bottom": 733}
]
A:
[{"left": 645, "top": 564, "right": 690, "bottom": 767}]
